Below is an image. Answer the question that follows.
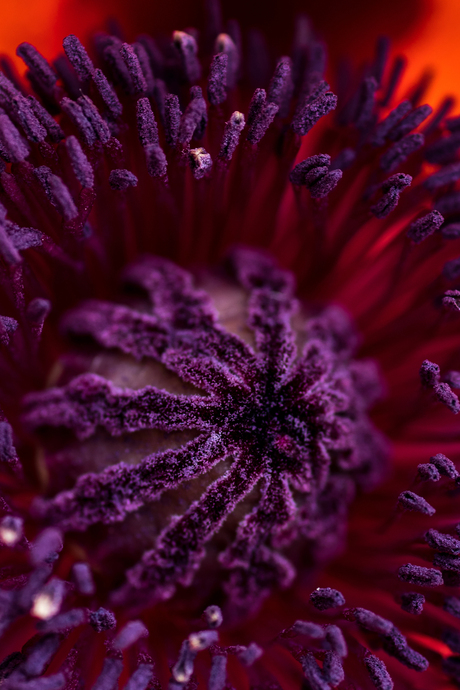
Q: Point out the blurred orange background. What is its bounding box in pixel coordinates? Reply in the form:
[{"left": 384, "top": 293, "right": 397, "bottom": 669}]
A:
[{"left": 0, "top": 0, "right": 457, "bottom": 109}]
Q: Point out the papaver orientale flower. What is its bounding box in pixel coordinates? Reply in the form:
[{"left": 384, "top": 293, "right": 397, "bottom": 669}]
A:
[{"left": 0, "top": 4, "right": 458, "bottom": 689}]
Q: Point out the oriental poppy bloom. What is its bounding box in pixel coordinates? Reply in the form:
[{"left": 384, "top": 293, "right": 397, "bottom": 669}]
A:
[{"left": 0, "top": 3, "right": 460, "bottom": 689}]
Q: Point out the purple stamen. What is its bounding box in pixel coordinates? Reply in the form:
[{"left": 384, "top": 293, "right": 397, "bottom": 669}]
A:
[
  {"left": 92, "top": 68, "right": 123, "bottom": 120},
  {"left": 62, "top": 35, "right": 94, "bottom": 81},
  {"left": 291, "top": 89, "right": 337, "bottom": 136},
  {"left": 65, "top": 136, "right": 94, "bottom": 189},
  {"left": 178, "top": 89, "right": 207, "bottom": 145},
  {"left": 397, "top": 491, "right": 436, "bottom": 516},
  {"left": 364, "top": 654, "right": 394, "bottom": 690},
  {"left": 120, "top": 43, "right": 147, "bottom": 94},
  {"left": 16, "top": 43, "right": 57, "bottom": 89},
  {"left": 145, "top": 144, "right": 167, "bottom": 178},
  {"left": 434, "top": 382, "right": 460, "bottom": 413},
  {"left": 89, "top": 607, "right": 117, "bottom": 632},
  {"left": 215, "top": 33, "right": 239, "bottom": 89},
  {"left": 389, "top": 103, "right": 433, "bottom": 140},
  {"left": 60, "top": 98, "right": 96, "bottom": 147},
  {"left": 429, "top": 453, "right": 458, "bottom": 478},
  {"left": 380, "top": 132, "right": 424, "bottom": 172},
  {"left": 109, "top": 169, "right": 138, "bottom": 191},
  {"left": 401, "top": 592, "right": 425, "bottom": 615},
  {"left": 27, "top": 95, "right": 64, "bottom": 142},
  {"left": 189, "top": 147, "right": 213, "bottom": 179},
  {"left": 419, "top": 360, "right": 441, "bottom": 387},
  {"left": 372, "top": 100, "right": 412, "bottom": 146},
  {"left": 136, "top": 98, "right": 159, "bottom": 148},
  {"left": 218, "top": 111, "right": 245, "bottom": 161},
  {"left": 370, "top": 173, "right": 412, "bottom": 218},
  {"left": 173, "top": 31, "right": 201, "bottom": 84},
  {"left": 164, "top": 94, "right": 181, "bottom": 147},
  {"left": 207, "top": 53, "right": 228, "bottom": 105},
  {"left": 407, "top": 210, "right": 444, "bottom": 243},
  {"left": 398, "top": 563, "right": 443, "bottom": 586},
  {"left": 310, "top": 587, "right": 345, "bottom": 611}
]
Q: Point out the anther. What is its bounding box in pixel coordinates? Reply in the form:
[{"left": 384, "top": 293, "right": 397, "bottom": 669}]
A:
[
  {"left": 109, "top": 169, "right": 138, "bottom": 191},
  {"left": 397, "top": 490, "right": 436, "bottom": 515},
  {"left": 65, "top": 136, "right": 94, "bottom": 189},
  {"left": 401, "top": 592, "right": 425, "bottom": 615},
  {"left": 16, "top": 43, "right": 57, "bottom": 89},
  {"left": 407, "top": 210, "right": 444, "bottom": 243},
  {"left": 189, "top": 147, "right": 212, "bottom": 179},
  {"left": 207, "top": 53, "right": 228, "bottom": 105},
  {"left": 173, "top": 31, "right": 201, "bottom": 84},
  {"left": 218, "top": 111, "right": 245, "bottom": 161},
  {"left": 63, "top": 35, "right": 94, "bottom": 81},
  {"left": 309, "top": 587, "right": 345, "bottom": 611},
  {"left": 398, "top": 563, "right": 443, "bottom": 586},
  {"left": 120, "top": 43, "right": 147, "bottom": 94}
]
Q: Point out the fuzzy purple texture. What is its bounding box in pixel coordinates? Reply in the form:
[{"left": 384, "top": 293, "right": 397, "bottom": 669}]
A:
[
  {"left": 77, "top": 95, "right": 110, "bottom": 144},
  {"left": 291, "top": 90, "right": 337, "bottom": 136},
  {"left": 380, "top": 132, "right": 424, "bottom": 172},
  {"left": 0, "top": 115, "right": 29, "bottom": 162},
  {"left": 24, "top": 250, "right": 386, "bottom": 608},
  {"left": 382, "top": 627, "right": 429, "bottom": 671},
  {"left": 309, "top": 587, "right": 345, "bottom": 611},
  {"left": 267, "top": 57, "right": 293, "bottom": 117},
  {"left": 430, "top": 453, "right": 458, "bottom": 478},
  {"left": 173, "top": 32, "right": 201, "bottom": 84},
  {"left": 247, "top": 100, "right": 278, "bottom": 145},
  {"left": 388, "top": 104, "right": 432, "bottom": 141},
  {"left": 136, "top": 98, "right": 159, "bottom": 148},
  {"left": 65, "top": 136, "right": 94, "bottom": 189},
  {"left": 11, "top": 94, "right": 47, "bottom": 143},
  {"left": 145, "top": 145, "right": 167, "bottom": 178},
  {"left": 120, "top": 43, "right": 147, "bottom": 95},
  {"left": 27, "top": 95, "right": 64, "bottom": 142},
  {"left": 418, "top": 463, "right": 441, "bottom": 481},
  {"left": 364, "top": 654, "right": 394, "bottom": 690},
  {"left": 425, "top": 529, "right": 460, "bottom": 555},
  {"left": 179, "top": 90, "right": 207, "bottom": 145},
  {"left": 207, "top": 53, "right": 228, "bottom": 106},
  {"left": 109, "top": 169, "right": 138, "bottom": 191},
  {"left": 60, "top": 98, "right": 95, "bottom": 147},
  {"left": 92, "top": 68, "right": 123, "bottom": 120},
  {"left": 419, "top": 359, "right": 440, "bottom": 387},
  {"left": 407, "top": 210, "right": 444, "bottom": 244},
  {"left": 398, "top": 564, "right": 443, "bottom": 587},
  {"left": 289, "top": 154, "right": 343, "bottom": 199},
  {"left": 62, "top": 35, "right": 94, "bottom": 81},
  {"left": 132, "top": 42, "right": 155, "bottom": 96},
  {"left": 16, "top": 43, "right": 57, "bottom": 89},
  {"left": 189, "top": 148, "right": 212, "bottom": 179},
  {"left": 215, "top": 33, "right": 239, "bottom": 89},
  {"left": 218, "top": 111, "right": 245, "bottom": 161},
  {"left": 372, "top": 100, "right": 411, "bottom": 146},
  {"left": 401, "top": 592, "right": 425, "bottom": 615},
  {"left": 345, "top": 607, "right": 393, "bottom": 635},
  {"left": 370, "top": 173, "right": 412, "bottom": 219},
  {"left": 164, "top": 94, "right": 181, "bottom": 147},
  {"left": 397, "top": 490, "right": 435, "bottom": 516},
  {"left": 89, "top": 607, "right": 116, "bottom": 633},
  {"left": 435, "top": 382, "right": 460, "bottom": 413},
  {"left": 433, "top": 552, "right": 460, "bottom": 572}
]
